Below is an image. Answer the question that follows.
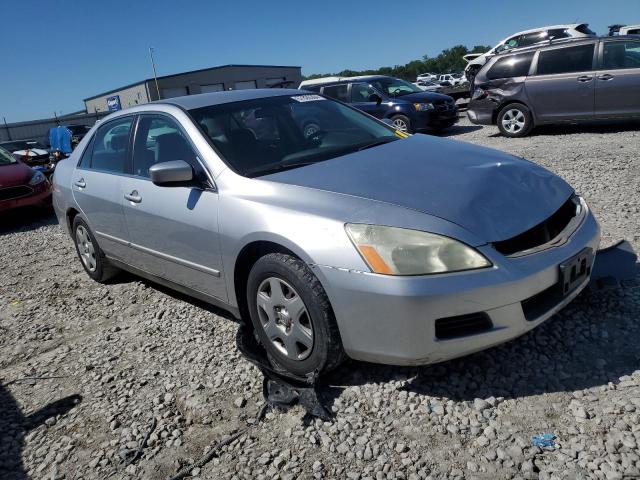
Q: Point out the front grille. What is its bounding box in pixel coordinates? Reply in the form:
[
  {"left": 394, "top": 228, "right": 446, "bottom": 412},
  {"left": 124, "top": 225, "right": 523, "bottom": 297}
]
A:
[
  {"left": 434, "top": 100, "right": 456, "bottom": 112},
  {"left": 493, "top": 197, "right": 578, "bottom": 256},
  {"left": 521, "top": 284, "right": 563, "bottom": 321},
  {"left": 435, "top": 313, "right": 493, "bottom": 340},
  {"left": 0, "top": 185, "right": 32, "bottom": 201}
]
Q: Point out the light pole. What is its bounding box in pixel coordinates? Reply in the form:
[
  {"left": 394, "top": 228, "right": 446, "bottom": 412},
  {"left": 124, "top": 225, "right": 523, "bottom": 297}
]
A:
[{"left": 149, "top": 47, "right": 161, "bottom": 100}]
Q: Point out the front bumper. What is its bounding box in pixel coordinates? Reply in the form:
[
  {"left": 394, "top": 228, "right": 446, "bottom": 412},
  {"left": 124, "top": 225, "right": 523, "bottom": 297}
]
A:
[
  {"left": 0, "top": 183, "right": 51, "bottom": 213},
  {"left": 414, "top": 107, "right": 459, "bottom": 130},
  {"left": 313, "top": 209, "right": 600, "bottom": 366}
]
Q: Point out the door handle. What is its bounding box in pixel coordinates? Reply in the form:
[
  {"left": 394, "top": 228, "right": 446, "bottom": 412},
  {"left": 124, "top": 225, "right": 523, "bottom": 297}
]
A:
[
  {"left": 577, "top": 76, "right": 592, "bottom": 82},
  {"left": 124, "top": 190, "right": 142, "bottom": 203},
  {"left": 598, "top": 74, "right": 614, "bottom": 81},
  {"left": 74, "top": 178, "right": 86, "bottom": 188}
]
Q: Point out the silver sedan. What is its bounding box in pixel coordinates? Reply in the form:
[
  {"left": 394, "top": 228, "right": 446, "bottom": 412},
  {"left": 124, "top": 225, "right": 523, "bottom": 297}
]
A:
[{"left": 52, "top": 89, "right": 600, "bottom": 375}]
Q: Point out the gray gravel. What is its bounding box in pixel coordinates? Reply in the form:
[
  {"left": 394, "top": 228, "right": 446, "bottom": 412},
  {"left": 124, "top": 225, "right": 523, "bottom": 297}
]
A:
[{"left": 1, "top": 117, "right": 639, "bottom": 479}]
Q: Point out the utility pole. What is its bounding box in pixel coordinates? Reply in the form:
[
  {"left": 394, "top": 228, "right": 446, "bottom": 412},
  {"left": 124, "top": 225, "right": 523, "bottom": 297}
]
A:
[
  {"left": 3, "top": 116, "right": 11, "bottom": 140},
  {"left": 149, "top": 47, "right": 161, "bottom": 100},
  {"left": 53, "top": 111, "right": 59, "bottom": 125}
]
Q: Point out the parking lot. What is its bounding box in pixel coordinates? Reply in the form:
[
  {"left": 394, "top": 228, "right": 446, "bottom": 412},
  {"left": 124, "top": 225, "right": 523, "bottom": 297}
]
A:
[{"left": 1, "top": 117, "right": 639, "bottom": 479}]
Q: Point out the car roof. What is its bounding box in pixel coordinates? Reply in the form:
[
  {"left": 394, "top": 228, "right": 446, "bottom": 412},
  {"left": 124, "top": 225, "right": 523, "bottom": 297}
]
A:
[
  {"left": 504, "top": 23, "right": 585, "bottom": 37},
  {"left": 493, "top": 35, "right": 636, "bottom": 57},
  {"left": 157, "top": 88, "right": 303, "bottom": 110},
  {"left": 299, "top": 75, "right": 392, "bottom": 88}
]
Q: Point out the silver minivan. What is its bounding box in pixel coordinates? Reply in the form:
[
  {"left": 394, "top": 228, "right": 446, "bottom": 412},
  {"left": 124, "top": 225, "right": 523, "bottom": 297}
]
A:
[{"left": 468, "top": 36, "right": 640, "bottom": 137}]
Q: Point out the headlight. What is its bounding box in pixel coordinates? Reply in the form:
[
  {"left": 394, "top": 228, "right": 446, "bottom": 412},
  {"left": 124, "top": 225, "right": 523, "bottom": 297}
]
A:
[
  {"left": 345, "top": 224, "right": 492, "bottom": 275},
  {"left": 28, "top": 170, "right": 46, "bottom": 186},
  {"left": 414, "top": 103, "right": 435, "bottom": 111}
]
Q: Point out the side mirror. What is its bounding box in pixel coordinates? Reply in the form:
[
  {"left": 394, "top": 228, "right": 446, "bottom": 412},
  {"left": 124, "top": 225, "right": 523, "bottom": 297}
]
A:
[
  {"left": 370, "top": 93, "right": 382, "bottom": 105},
  {"left": 149, "top": 160, "right": 194, "bottom": 186}
]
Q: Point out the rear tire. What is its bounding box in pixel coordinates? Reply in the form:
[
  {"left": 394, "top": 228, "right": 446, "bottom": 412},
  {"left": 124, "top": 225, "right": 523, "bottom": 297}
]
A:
[
  {"left": 247, "top": 253, "right": 345, "bottom": 376},
  {"left": 497, "top": 104, "right": 534, "bottom": 138},
  {"left": 72, "top": 216, "right": 119, "bottom": 283}
]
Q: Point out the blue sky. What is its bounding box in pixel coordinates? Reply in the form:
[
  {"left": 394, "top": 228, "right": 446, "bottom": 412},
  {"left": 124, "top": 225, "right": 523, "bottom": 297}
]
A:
[{"left": 1, "top": 0, "right": 636, "bottom": 122}]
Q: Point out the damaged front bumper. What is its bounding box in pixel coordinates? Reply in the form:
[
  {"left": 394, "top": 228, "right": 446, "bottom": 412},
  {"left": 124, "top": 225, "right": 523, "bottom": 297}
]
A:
[{"left": 312, "top": 209, "right": 601, "bottom": 366}]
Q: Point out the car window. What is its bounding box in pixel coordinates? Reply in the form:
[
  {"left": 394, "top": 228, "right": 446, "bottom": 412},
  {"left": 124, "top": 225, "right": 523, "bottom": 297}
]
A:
[
  {"left": 496, "top": 35, "right": 520, "bottom": 53},
  {"left": 89, "top": 117, "right": 133, "bottom": 173},
  {"left": 547, "top": 28, "right": 571, "bottom": 40},
  {"left": 321, "top": 84, "right": 349, "bottom": 102},
  {"left": 370, "top": 78, "right": 422, "bottom": 97},
  {"left": 575, "top": 24, "right": 596, "bottom": 36},
  {"left": 77, "top": 135, "right": 95, "bottom": 169},
  {"left": 602, "top": 41, "right": 640, "bottom": 70},
  {"left": 536, "top": 44, "right": 595, "bottom": 75},
  {"left": 486, "top": 52, "right": 535, "bottom": 80},
  {"left": 132, "top": 115, "right": 199, "bottom": 178},
  {"left": 189, "top": 94, "right": 398, "bottom": 178},
  {"left": 0, "top": 147, "right": 16, "bottom": 164},
  {"left": 518, "top": 31, "right": 548, "bottom": 47},
  {"left": 350, "top": 84, "right": 379, "bottom": 103}
]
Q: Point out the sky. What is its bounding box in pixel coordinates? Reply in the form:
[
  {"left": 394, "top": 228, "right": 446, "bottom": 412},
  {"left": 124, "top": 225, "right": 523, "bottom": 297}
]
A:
[{"left": 1, "top": 0, "right": 637, "bottom": 122}]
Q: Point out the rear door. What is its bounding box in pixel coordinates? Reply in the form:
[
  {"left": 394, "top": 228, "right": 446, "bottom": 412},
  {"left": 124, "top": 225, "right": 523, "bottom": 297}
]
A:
[
  {"left": 595, "top": 39, "right": 640, "bottom": 117},
  {"left": 120, "top": 113, "right": 227, "bottom": 300},
  {"left": 525, "top": 43, "right": 597, "bottom": 122},
  {"left": 72, "top": 116, "right": 135, "bottom": 262},
  {"left": 348, "top": 83, "right": 388, "bottom": 118}
]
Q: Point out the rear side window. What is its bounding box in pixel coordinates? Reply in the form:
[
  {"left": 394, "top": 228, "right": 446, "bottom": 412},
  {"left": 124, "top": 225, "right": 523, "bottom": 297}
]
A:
[
  {"left": 486, "top": 53, "right": 534, "bottom": 80},
  {"left": 77, "top": 135, "right": 95, "bottom": 169},
  {"left": 89, "top": 117, "right": 134, "bottom": 173},
  {"left": 602, "top": 41, "right": 640, "bottom": 70},
  {"left": 536, "top": 44, "right": 595, "bottom": 75},
  {"left": 321, "top": 84, "right": 349, "bottom": 102}
]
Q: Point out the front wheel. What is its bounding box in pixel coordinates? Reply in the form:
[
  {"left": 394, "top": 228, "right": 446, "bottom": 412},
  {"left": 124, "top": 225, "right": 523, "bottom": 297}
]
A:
[
  {"left": 247, "top": 253, "right": 345, "bottom": 376},
  {"left": 390, "top": 114, "right": 412, "bottom": 133},
  {"left": 497, "top": 104, "right": 534, "bottom": 138}
]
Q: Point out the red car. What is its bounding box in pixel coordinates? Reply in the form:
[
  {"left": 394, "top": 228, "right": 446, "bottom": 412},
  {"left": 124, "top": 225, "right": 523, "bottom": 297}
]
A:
[{"left": 0, "top": 146, "right": 51, "bottom": 213}]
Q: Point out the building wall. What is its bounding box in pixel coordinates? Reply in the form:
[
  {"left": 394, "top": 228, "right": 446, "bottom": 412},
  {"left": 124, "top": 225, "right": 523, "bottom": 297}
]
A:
[
  {"left": 84, "top": 82, "right": 150, "bottom": 114},
  {"left": 0, "top": 111, "right": 108, "bottom": 144}
]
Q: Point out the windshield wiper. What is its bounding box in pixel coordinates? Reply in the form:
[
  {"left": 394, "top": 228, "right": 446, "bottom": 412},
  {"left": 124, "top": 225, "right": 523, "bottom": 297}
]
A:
[{"left": 357, "top": 137, "right": 397, "bottom": 151}]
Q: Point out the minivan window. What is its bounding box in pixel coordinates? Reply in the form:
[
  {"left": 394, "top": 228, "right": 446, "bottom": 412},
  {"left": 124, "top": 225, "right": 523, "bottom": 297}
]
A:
[
  {"left": 536, "top": 44, "right": 595, "bottom": 75},
  {"left": 370, "top": 78, "right": 422, "bottom": 97},
  {"left": 351, "top": 84, "right": 379, "bottom": 103},
  {"left": 321, "top": 84, "right": 349, "bottom": 102},
  {"left": 89, "top": 117, "right": 133, "bottom": 173},
  {"left": 189, "top": 95, "right": 397, "bottom": 178},
  {"left": 133, "top": 115, "right": 199, "bottom": 178},
  {"left": 487, "top": 52, "right": 535, "bottom": 80},
  {"left": 603, "top": 41, "right": 640, "bottom": 70}
]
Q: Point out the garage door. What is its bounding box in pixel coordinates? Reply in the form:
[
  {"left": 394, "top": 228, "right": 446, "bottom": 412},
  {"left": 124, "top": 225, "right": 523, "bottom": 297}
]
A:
[
  {"left": 201, "top": 83, "right": 224, "bottom": 93},
  {"left": 162, "top": 87, "right": 188, "bottom": 98},
  {"left": 234, "top": 80, "right": 257, "bottom": 90}
]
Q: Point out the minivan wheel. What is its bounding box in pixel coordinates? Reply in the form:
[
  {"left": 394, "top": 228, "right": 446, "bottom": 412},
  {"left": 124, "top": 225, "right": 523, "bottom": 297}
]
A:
[
  {"left": 390, "top": 114, "right": 412, "bottom": 133},
  {"left": 497, "top": 104, "right": 533, "bottom": 137},
  {"left": 246, "top": 253, "right": 345, "bottom": 376},
  {"left": 72, "top": 216, "right": 119, "bottom": 283}
]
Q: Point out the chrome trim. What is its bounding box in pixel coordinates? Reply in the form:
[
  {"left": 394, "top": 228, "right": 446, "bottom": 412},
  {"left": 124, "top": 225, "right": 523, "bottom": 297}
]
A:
[
  {"left": 506, "top": 196, "right": 588, "bottom": 258},
  {"left": 95, "top": 231, "right": 221, "bottom": 277}
]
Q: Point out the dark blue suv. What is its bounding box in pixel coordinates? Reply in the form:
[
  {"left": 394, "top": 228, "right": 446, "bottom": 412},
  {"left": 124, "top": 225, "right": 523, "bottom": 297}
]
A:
[{"left": 299, "top": 75, "right": 458, "bottom": 133}]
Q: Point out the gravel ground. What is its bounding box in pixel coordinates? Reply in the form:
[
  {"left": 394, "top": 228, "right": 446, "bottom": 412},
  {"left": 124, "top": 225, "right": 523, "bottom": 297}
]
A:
[{"left": 1, "top": 117, "right": 639, "bottom": 480}]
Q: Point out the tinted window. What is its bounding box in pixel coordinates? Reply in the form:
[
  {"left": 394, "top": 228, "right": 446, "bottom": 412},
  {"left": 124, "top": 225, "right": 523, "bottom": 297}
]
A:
[
  {"left": 78, "top": 135, "right": 95, "bottom": 169},
  {"left": 89, "top": 117, "right": 133, "bottom": 173},
  {"left": 603, "top": 41, "right": 640, "bottom": 70},
  {"left": 518, "top": 31, "right": 549, "bottom": 47},
  {"left": 547, "top": 28, "right": 571, "bottom": 40},
  {"left": 189, "top": 95, "right": 397, "bottom": 178},
  {"left": 321, "top": 84, "right": 349, "bottom": 102},
  {"left": 350, "top": 84, "right": 379, "bottom": 103},
  {"left": 133, "top": 115, "right": 198, "bottom": 178},
  {"left": 301, "top": 85, "right": 321, "bottom": 93},
  {"left": 0, "top": 147, "right": 17, "bottom": 164},
  {"left": 537, "top": 44, "right": 595, "bottom": 75},
  {"left": 487, "top": 53, "right": 534, "bottom": 80},
  {"left": 576, "top": 24, "right": 596, "bottom": 36}
]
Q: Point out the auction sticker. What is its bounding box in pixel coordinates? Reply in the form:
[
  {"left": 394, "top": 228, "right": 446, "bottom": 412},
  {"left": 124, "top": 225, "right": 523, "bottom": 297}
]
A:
[{"left": 292, "top": 94, "right": 326, "bottom": 102}]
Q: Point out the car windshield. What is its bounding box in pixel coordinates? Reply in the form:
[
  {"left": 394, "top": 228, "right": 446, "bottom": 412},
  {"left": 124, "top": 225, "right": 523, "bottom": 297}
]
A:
[
  {"left": 370, "top": 78, "right": 423, "bottom": 97},
  {"left": 189, "top": 94, "right": 399, "bottom": 178},
  {"left": 2, "top": 140, "right": 48, "bottom": 151},
  {"left": 0, "top": 147, "right": 17, "bottom": 165}
]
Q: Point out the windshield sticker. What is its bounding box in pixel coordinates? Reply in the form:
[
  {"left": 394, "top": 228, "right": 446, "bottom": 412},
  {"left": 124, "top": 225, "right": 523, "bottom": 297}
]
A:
[{"left": 292, "top": 94, "right": 326, "bottom": 102}]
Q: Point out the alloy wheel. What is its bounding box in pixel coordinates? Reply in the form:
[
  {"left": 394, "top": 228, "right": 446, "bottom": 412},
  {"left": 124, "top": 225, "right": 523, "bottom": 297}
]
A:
[
  {"left": 75, "top": 225, "right": 97, "bottom": 272},
  {"left": 256, "top": 277, "right": 313, "bottom": 361},
  {"left": 392, "top": 118, "right": 409, "bottom": 132},
  {"left": 501, "top": 109, "right": 526, "bottom": 134}
]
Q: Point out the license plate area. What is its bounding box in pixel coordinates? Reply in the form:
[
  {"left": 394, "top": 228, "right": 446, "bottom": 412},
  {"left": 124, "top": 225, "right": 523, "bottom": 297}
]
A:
[{"left": 559, "top": 248, "right": 593, "bottom": 295}]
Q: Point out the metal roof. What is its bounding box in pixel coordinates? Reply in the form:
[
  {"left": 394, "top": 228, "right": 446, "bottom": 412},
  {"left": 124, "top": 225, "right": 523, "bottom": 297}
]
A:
[{"left": 83, "top": 64, "right": 301, "bottom": 102}]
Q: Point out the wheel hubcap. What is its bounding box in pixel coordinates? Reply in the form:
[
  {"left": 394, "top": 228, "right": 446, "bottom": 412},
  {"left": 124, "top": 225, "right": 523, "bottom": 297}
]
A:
[
  {"left": 392, "top": 118, "right": 408, "bottom": 132},
  {"left": 502, "top": 109, "right": 526, "bottom": 134},
  {"left": 75, "top": 225, "right": 97, "bottom": 272},
  {"left": 256, "top": 277, "right": 313, "bottom": 361}
]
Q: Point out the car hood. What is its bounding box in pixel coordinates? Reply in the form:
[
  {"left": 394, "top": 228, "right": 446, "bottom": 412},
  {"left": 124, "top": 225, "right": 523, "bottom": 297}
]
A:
[
  {"left": 394, "top": 91, "right": 452, "bottom": 103},
  {"left": 262, "top": 135, "right": 573, "bottom": 242},
  {"left": 14, "top": 148, "right": 49, "bottom": 156},
  {"left": 0, "top": 161, "right": 34, "bottom": 187}
]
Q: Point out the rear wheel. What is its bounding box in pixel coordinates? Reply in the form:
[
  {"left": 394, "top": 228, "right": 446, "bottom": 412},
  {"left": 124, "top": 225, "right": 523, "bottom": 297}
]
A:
[
  {"left": 247, "top": 253, "right": 345, "bottom": 376},
  {"left": 497, "top": 104, "right": 533, "bottom": 138},
  {"left": 390, "top": 114, "right": 412, "bottom": 133},
  {"left": 72, "top": 217, "right": 119, "bottom": 283}
]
